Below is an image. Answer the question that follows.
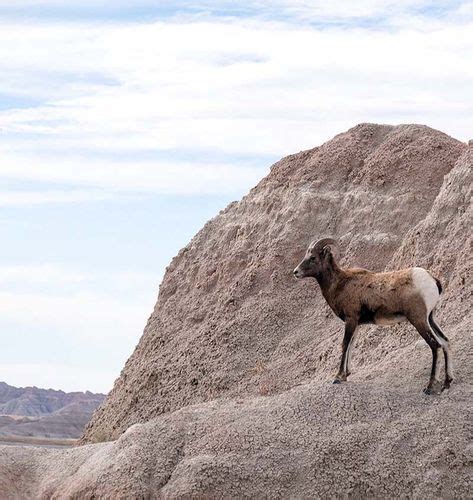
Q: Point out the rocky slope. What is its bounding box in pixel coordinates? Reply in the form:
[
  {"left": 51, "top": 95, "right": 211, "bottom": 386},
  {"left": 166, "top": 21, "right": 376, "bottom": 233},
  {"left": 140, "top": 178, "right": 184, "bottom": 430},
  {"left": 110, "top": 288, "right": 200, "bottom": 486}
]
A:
[
  {"left": 82, "top": 123, "right": 467, "bottom": 442},
  {"left": 0, "top": 124, "right": 471, "bottom": 498},
  {"left": 0, "top": 382, "right": 105, "bottom": 439}
]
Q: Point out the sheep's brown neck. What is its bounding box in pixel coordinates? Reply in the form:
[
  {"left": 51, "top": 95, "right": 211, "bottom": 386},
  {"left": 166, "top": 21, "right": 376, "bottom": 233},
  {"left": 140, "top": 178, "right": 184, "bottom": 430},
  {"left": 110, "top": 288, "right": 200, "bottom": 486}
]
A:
[{"left": 315, "top": 264, "right": 343, "bottom": 296}]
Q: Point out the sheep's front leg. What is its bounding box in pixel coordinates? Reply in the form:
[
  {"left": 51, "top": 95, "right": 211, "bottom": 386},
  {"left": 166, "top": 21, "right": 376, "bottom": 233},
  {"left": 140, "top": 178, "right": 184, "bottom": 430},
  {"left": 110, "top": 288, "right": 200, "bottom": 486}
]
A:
[{"left": 333, "top": 319, "right": 358, "bottom": 384}]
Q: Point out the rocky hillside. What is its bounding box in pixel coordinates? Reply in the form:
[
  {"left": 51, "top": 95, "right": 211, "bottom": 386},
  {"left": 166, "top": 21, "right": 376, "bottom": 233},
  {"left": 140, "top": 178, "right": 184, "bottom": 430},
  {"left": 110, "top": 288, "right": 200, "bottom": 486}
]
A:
[
  {"left": 82, "top": 123, "right": 467, "bottom": 442},
  {"left": 0, "top": 124, "right": 471, "bottom": 498},
  {"left": 0, "top": 382, "right": 105, "bottom": 439}
]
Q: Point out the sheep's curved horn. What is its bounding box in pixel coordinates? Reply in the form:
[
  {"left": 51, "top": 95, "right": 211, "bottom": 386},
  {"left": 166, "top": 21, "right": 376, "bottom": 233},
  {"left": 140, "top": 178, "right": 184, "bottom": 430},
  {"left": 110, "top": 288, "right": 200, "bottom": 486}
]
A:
[
  {"left": 309, "top": 238, "right": 339, "bottom": 260},
  {"left": 314, "top": 238, "right": 338, "bottom": 249}
]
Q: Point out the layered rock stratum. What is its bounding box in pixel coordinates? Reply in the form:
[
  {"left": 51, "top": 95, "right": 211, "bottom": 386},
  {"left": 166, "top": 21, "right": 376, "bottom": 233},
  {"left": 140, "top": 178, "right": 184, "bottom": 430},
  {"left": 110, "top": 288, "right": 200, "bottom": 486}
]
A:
[
  {"left": 0, "top": 124, "right": 471, "bottom": 498},
  {"left": 0, "top": 382, "right": 105, "bottom": 439}
]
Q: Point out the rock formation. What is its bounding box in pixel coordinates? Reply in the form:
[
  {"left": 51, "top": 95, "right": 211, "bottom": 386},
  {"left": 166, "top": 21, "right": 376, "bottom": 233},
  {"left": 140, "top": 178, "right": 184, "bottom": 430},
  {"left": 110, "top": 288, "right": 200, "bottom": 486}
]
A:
[
  {"left": 0, "top": 124, "right": 471, "bottom": 498},
  {"left": 0, "top": 382, "right": 105, "bottom": 439},
  {"left": 82, "top": 123, "right": 467, "bottom": 442}
]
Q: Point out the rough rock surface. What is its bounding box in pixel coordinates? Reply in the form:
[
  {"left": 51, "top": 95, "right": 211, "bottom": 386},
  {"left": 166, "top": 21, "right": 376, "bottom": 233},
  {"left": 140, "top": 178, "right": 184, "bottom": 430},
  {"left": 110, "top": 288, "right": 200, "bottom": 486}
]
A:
[
  {"left": 83, "top": 123, "right": 466, "bottom": 441},
  {"left": 0, "top": 124, "right": 471, "bottom": 498}
]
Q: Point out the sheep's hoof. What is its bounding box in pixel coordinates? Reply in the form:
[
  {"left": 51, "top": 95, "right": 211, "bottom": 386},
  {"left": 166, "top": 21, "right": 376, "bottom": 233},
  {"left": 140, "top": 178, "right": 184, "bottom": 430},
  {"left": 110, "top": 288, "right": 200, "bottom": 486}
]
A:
[
  {"left": 442, "top": 380, "right": 452, "bottom": 392},
  {"left": 423, "top": 381, "right": 442, "bottom": 395},
  {"left": 332, "top": 378, "right": 342, "bottom": 384}
]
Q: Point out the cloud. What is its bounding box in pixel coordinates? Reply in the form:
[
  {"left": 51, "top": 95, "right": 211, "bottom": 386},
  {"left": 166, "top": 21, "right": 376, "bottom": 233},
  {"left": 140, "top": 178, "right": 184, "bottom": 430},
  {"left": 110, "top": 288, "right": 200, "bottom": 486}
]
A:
[
  {"left": 0, "top": 262, "right": 161, "bottom": 365},
  {"left": 0, "top": 290, "right": 148, "bottom": 338},
  {"left": 0, "top": 264, "right": 87, "bottom": 285},
  {"left": 0, "top": 264, "right": 163, "bottom": 303},
  {"left": 0, "top": 264, "right": 161, "bottom": 392},
  {"left": 0, "top": 362, "right": 116, "bottom": 393},
  {"left": 0, "top": 153, "right": 266, "bottom": 195},
  {"left": 0, "top": 297, "right": 146, "bottom": 392},
  {"left": 0, "top": 16, "right": 472, "bottom": 179},
  {"left": 0, "top": 190, "right": 116, "bottom": 206},
  {"left": 0, "top": 1, "right": 469, "bottom": 24}
]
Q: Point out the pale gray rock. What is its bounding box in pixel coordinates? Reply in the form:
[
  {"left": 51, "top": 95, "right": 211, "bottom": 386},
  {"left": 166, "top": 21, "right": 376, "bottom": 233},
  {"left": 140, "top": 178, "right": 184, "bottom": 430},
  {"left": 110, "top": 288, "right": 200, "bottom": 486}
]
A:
[{"left": 1, "top": 124, "right": 470, "bottom": 498}]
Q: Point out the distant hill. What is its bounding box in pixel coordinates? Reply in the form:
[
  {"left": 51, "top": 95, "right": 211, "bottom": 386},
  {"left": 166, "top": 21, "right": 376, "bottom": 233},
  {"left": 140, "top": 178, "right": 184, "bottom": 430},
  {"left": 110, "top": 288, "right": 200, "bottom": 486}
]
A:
[{"left": 0, "top": 381, "right": 105, "bottom": 439}]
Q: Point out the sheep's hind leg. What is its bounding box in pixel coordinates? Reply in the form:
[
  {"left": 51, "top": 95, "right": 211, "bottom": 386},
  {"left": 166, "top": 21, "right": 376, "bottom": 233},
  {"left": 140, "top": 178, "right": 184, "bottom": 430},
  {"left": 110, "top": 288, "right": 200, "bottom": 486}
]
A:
[
  {"left": 333, "top": 320, "right": 357, "bottom": 384},
  {"left": 428, "top": 312, "right": 453, "bottom": 391},
  {"left": 408, "top": 315, "right": 442, "bottom": 395}
]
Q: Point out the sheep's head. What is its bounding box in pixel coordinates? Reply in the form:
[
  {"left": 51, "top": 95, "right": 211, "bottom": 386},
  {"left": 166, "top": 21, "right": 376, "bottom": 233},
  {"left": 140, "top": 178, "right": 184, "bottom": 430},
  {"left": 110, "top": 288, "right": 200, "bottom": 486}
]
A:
[{"left": 293, "top": 238, "right": 338, "bottom": 279}]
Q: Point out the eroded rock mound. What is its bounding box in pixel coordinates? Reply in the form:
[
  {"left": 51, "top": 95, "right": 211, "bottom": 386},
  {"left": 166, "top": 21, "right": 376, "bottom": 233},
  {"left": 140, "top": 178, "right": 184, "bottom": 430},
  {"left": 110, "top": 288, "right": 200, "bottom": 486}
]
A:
[
  {"left": 83, "top": 123, "right": 466, "bottom": 442},
  {"left": 1, "top": 381, "right": 471, "bottom": 498},
  {"left": 0, "top": 382, "right": 105, "bottom": 439},
  {"left": 1, "top": 124, "right": 471, "bottom": 498}
]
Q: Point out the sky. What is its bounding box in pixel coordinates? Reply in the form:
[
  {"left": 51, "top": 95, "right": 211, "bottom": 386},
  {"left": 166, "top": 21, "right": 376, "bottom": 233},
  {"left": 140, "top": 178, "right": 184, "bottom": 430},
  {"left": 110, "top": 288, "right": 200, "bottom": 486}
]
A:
[{"left": 0, "top": 1, "right": 472, "bottom": 393}]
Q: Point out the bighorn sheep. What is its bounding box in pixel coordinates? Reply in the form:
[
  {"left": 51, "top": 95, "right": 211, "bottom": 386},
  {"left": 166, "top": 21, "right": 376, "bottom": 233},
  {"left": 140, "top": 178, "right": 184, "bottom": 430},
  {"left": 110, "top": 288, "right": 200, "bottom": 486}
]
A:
[{"left": 293, "top": 238, "right": 452, "bottom": 394}]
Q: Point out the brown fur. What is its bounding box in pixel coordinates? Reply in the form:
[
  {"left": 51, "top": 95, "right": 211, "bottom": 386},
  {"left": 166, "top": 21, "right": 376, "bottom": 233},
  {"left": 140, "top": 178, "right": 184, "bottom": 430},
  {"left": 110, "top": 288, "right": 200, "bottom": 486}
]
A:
[
  {"left": 294, "top": 238, "right": 452, "bottom": 394},
  {"left": 326, "top": 268, "right": 422, "bottom": 322}
]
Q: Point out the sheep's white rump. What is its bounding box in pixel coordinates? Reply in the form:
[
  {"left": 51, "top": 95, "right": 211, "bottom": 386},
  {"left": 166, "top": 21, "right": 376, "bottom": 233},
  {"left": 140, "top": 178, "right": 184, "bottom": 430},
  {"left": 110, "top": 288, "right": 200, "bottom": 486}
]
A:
[{"left": 412, "top": 267, "right": 440, "bottom": 314}]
